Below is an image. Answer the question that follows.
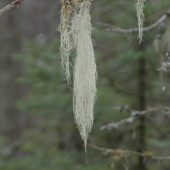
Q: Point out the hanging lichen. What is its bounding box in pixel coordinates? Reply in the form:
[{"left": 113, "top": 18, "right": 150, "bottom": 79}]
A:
[
  {"left": 60, "top": 0, "right": 97, "bottom": 150},
  {"left": 60, "top": 0, "right": 73, "bottom": 83},
  {"left": 72, "top": 0, "right": 97, "bottom": 151},
  {"left": 136, "top": 0, "right": 145, "bottom": 43}
]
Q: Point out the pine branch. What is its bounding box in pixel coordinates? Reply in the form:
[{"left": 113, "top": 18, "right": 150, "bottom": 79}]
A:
[{"left": 0, "top": 0, "right": 23, "bottom": 16}]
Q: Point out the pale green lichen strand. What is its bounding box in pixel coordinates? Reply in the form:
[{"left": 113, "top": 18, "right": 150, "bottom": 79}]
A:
[
  {"left": 71, "top": 1, "right": 97, "bottom": 148},
  {"left": 60, "top": 3, "right": 73, "bottom": 83},
  {"left": 136, "top": 0, "right": 146, "bottom": 43}
]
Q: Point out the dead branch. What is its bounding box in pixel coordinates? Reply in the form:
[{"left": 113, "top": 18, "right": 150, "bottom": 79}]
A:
[{"left": 0, "top": 0, "right": 23, "bottom": 16}]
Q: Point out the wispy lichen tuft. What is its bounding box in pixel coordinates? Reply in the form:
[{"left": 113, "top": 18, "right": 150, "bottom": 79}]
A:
[{"left": 60, "top": 0, "right": 73, "bottom": 83}]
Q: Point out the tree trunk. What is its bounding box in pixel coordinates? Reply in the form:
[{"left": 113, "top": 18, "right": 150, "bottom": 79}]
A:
[{"left": 137, "top": 42, "right": 147, "bottom": 170}]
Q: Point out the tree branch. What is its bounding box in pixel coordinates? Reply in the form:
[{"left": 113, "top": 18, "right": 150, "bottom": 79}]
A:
[
  {"left": 0, "top": 0, "right": 23, "bottom": 16},
  {"left": 101, "top": 106, "right": 170, "bottom": 130},
  {"left": 97, "top": 10, "right": 170, "bottom": 34},
  {"left": 88, "top": 143, "right": 170, "bottom": 161}
]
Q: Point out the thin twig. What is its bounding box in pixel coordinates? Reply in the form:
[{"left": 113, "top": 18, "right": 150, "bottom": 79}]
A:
[{"left": 0, "top": 0, "right": 23, "bottom": 16}]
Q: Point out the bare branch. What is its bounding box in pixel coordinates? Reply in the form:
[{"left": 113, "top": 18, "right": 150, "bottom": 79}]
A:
[
  {"left": 0, "top": 0, "right": 23, "bottom": 16},
  {"left": 88, "top": 143, "right": 170, "bottom": 161},
  {"left": 97, "top": 11, "right": 169, "bottom": 34},
  {"left": 101, "top": 106, "right": 170, "bottom": 130}
]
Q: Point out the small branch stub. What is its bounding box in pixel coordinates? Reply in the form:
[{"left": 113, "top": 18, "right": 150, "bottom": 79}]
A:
[{"left": 12, "top": 0, "right": 23, "bottom": 6}]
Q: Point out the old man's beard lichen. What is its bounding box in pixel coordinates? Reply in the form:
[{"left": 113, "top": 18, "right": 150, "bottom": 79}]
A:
[{"left": 60, "top": 0, "right": 97, "bottom": 150}]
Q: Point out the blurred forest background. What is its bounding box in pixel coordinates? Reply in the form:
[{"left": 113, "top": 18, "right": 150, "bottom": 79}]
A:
[{"left": 0, "top": 0, "right": 170, "bottom": 170}]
